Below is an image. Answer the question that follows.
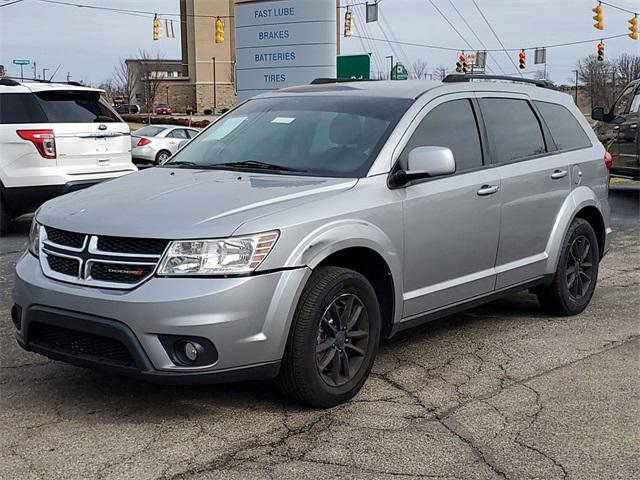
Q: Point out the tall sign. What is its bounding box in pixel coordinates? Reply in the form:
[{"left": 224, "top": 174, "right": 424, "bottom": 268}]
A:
[{"left": 235, "top": 0, "right": 337, "bottom": 102}]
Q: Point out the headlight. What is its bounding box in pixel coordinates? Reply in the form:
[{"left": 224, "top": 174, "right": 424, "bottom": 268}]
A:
[
  {"left": 28, "top": 218, "right": 40, "bottom": 257},
  {"left": 157, "top": 231, "right": 279, "bottom": 276}
]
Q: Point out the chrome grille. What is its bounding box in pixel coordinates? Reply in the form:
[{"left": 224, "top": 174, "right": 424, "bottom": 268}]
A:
[{"left": 39, "top": 226, "right": 167, "bottom": 289}]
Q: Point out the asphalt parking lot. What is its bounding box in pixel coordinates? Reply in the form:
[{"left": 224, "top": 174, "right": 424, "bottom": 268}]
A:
[{"left": 0, "top": 185, "right": 638, "bottom": 480}]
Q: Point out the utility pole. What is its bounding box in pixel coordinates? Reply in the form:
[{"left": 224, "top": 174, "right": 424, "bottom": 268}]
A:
[
  {"left": 386, "top": 55, "right": 394, "bottom": 80},
  {"left": 212, "top": 57, "right": 217, "bottom": 114},
  {"left": 42, "top": 68, "right": 48, "bottom": 82},
  {"left": 32, "top": 61, "right": 37, "bottom": 79},
  {"left": 166, "top": 85, "right": 169, "bottom": 104},
  {"left": 572, "top": 70, "right": 579, "bottom": 104},
  {"left": 66, "top": 72, "right": 71, "bottom": 82}
]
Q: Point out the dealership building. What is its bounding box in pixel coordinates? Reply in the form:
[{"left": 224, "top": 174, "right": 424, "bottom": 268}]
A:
[{"left": 128, "top": 0, "right": 339, "bottom": 113}]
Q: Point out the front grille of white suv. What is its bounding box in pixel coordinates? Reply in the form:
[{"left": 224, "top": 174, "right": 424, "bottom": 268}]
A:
[{"left": 40, "top": 226, "right": 170, "bottom": 289}]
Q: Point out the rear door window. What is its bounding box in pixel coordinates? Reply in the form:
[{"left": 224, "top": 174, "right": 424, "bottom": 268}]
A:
[
  {"left": 0, "top": 93, "right": 48, "bottom": 123},
  {"left": 479, "top": 98, "right": 546, "bottom": 163},
  {"left": 400, "top": 99, "right": 484, "bottom": 172},
  {"left": 34, "top": 90, "right": 120, "bottom": 123},
  {"left": 534, "top": 101, "right": 591, "bottom": 151},
  {"left": 167, "top": 129, "right": 189, "bottom": 139}
]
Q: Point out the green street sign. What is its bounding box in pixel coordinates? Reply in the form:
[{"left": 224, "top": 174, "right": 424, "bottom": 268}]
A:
[
  {"left": 12, "top": 59, "right": 30, "bottom": 65},
  {"left": 392, "top": 63, "right": 408, "bottom": 80},
  {"left": 337, "top": 54, "right": 370, "bottom": 80}
]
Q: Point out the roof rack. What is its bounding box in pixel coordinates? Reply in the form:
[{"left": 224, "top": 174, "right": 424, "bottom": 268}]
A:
[
  {"left": 0, "top": 77, "right": 89, "bottom": 88},
  {"left": 442, "top": 74, "right": 557, "bottom": 90},
  {"left": 310, "top": 78, "right": 377, "bottom": 85}
]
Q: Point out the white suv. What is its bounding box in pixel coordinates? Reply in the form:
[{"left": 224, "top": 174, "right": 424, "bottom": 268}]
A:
[{"left": 0, "top": 79, "right": 137, "bottom": 235}]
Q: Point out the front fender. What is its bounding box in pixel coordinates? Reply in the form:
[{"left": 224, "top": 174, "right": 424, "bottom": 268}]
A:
[
  {"left": 544, "top": 185, "right": 606, "bottom": 275},
  {"left": 284, "top": 219, "right": 404, "bottom": 325}
]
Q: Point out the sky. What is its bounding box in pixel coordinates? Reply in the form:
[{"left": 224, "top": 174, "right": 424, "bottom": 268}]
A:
[{"left": 0, "top": 0, "right": 638, "bottom": 86}]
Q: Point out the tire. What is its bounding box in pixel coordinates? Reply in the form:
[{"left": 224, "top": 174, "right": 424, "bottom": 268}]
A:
[
  {"left": 277, "top": 266, "right": 381, "bottom": 408},
  {"left": 155, "top": 150, "right": 171, "bottom": 165},
  {"left": 537, "top": 218, "right": 600, "bottom": 316},
  {"left": 0, "top": 194, "right": 12, "bottom": 236}
]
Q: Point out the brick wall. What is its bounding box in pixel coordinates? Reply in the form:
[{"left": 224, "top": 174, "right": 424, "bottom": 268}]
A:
[{"left": 196, "top": 84, "right": 236, "bottom": 112}]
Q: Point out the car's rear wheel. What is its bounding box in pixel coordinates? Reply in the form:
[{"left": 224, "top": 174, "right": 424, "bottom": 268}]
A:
[
  {"left": 537, "top": 218, "right": 600, "bottom": 316},
  {"left": 277, "top": 266, "right": 381, "bottom": 408},
  {"left": 155, "top": 150, "right": 171, "bottom": 165}
]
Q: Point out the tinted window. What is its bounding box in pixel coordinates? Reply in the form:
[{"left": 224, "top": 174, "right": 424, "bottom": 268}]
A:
[
  {"left": 34, "top": 91, "right": 120, "bottom": 123},
  {"left": 0, "top": 93, "right": 47, "bottom": 124},
  {"left": 134, "top": 126, "right": 167, "bottom": 137},
  {"left": 535, "top": 101, "right": 591, "bottom": 150},
  {"left": 165, "top": 96, "right": 412, "bottom": 178},
  {"left": 479, "top": 98, "right": 546, "bottom": 163},
  {"left": 167, "top": 129, "right": 188, "bottom": 139},
  {"left": 613, "top": 86, "right": 634, "bottom": 116},
  {"left": 186, "top": 129, "right": 199, "bottom": 138},
  {"left": 400, "top": 99, "right": 483, "bottom": 172}
]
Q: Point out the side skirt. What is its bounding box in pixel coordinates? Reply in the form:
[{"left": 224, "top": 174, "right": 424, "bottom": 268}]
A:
[{"left": 391, "top": 276, "right": 551, "bottom": 336}]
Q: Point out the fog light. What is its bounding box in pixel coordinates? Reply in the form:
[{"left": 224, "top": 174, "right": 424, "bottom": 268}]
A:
[{"left": 183, "top": 342, "right": 198, "bottom": 362}]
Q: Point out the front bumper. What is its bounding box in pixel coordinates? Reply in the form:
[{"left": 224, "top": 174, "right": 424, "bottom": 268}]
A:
[{"left": 13, "top": 253, "right": 310, "bottom": 383}]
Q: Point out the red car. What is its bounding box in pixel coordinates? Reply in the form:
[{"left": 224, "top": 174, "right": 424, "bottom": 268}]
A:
[{"left": 155, "top": 103, "right": 172, "bottom": 115}]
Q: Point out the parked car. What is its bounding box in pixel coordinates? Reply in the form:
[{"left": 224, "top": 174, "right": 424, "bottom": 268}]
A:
[
  {"left": 592, "top": 79, "right": 639, "bottom": 180},
  {"left": 131, "top": 125, "right": 200, "bottom": 166},
  {"left": 155, "top": 103, "right": 172, "bottom": 115},
  {"left": 13, "top": 75, "right": 611, "bottom": 407},
  {"left": 115, "top": 103, "right": 140, "bottom": 114},
  {"left": 0, "top": 78, "right": 137, "bottom": 235}
]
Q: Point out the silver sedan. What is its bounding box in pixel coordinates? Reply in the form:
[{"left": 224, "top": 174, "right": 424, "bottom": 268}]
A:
[{"left": 131, "top": 125, "right": 200, "bottom": 166}]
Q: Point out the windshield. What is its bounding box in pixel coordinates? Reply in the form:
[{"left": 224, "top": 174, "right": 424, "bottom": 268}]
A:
[
  {"left": 134, "top": 126, "right": 168, "bottom": 137},
  {"left": 164, "top": 96, "right": 412, "bottom": 177}
]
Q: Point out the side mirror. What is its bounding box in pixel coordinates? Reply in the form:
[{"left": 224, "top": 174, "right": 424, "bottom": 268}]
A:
[
  {"left": 390, "top": 146, "right": 456, "bottom": 187},
  {"left": 591, "top": 106, "right": 606, "bottom": 121}
]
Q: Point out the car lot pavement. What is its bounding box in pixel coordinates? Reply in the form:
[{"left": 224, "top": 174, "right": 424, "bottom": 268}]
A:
[{"left": 0, "top": 185, "right": 638, "bottom": 480}]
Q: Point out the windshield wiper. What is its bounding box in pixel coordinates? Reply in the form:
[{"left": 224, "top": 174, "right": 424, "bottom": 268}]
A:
[
  {"left": 162, "top": 160, "right": 200, "bottom": 168},
  {"left": 216, "top": 160, "right": 307, "bottom": 173}
]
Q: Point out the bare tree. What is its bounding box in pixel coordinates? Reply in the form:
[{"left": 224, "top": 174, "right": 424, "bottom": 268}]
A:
[
  {"left": 97, "top": 79, "right": 118, "bottom": 103},
  {"left": 411, "top": 59, "right": 428, "bottom": 80},
  {"left": 576, "top": 55, "right": 614, "bottom": 109},
  {"left": 615, "top": 53, "right": 640, "bottom": 87},
  {"left": 136, "top": 50, "right": 166, "bottom": 118},
  {"left": 433, "top": 66, "right": 448, "bottom": 81},
  {"left": 113, "top": 57, "right": 137, "bottom": 104}
]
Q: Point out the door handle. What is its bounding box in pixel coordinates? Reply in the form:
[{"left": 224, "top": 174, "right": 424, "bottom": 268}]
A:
[
  {"left": 477, "top": 185, "right": 499, "bottom": 196},
  {"left": 551, "top": 169, "right": 568, "bottom": 179}
]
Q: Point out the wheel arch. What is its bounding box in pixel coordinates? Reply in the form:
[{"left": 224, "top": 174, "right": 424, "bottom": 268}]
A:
[{"left": 545, "top": 186, "right": 607, "bottom": 275}]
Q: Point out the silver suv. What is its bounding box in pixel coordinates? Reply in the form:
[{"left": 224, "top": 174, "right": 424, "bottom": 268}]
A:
[{"left": 13, "top": 75, "right": 611, "bottom": 407}]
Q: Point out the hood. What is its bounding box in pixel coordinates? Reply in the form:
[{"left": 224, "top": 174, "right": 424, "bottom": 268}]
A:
[{"left": 38, "top": 167, "right": 356, "bottom": 239}]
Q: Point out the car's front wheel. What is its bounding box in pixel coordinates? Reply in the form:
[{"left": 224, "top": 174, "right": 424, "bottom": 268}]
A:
[
  {"left": 537, "top": 218, "right": 600, "bottom": 315},
  {"left": 278, "top": 266, "right": 381, "bottom": 408}
]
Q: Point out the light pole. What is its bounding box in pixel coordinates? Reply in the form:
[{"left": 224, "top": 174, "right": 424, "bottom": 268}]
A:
[
  {"left": 572, "top": 70, "right": 579, "bottom": 104},
  {"left": 166, "top": 85, "right": 169, "bottom": 104},
  {"left": 212, "top": 57, "right": 217, "bottom": 115},
  {"left": 42, "top": 68, "right": 48, "bottom": 81},
  {"left": 386, "top": 55, "right": 394, "bottom": 80}
]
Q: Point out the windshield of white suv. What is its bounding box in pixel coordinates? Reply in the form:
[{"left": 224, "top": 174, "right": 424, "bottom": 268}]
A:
[{"left": 163, "top": 96, "right": 412, "bottom": 177}]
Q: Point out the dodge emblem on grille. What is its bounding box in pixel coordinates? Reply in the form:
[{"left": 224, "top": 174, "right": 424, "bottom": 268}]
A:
[{"left": 107, "top": 267, "right": 145, "bottom": 276}]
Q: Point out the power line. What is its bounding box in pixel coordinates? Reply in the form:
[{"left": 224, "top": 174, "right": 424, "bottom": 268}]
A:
[
  {"left": 37, "top": 0, "right": 234, "bottom": 18},
  {"left": 351, "top": 32, "right": 630, "bottom": 53},
  {"left": 598, "top": 1, "right": 638, "bottom": 15},
  {"left": 446, "top": 0, "right": 502, "bottom": 75},
  {"left": 0, "top": 0, "right": 26, "bottom": 7},
  {"left": 470, "top": 0, "right": 523, "bottom": 77},
  {"left": 426, "top": 0, "right": 475, "bottom": 50}
]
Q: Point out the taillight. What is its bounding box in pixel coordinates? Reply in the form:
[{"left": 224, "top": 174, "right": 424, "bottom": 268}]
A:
[
  {"left": 16, "top": 129, "right": 56, "bottom": 159},
  {"left": 604, "top": 151, "right": 613, "bottom": 171},
  {"left": 137, "top": 137, "right": 151, "bottom": 146}
]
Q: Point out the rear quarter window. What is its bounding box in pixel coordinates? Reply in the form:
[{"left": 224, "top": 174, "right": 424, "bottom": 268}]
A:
[
  {"left": 534, "top": 101, "right": 591, "bottom": 151},
  {"left": 0, "top": 93, "right": 48, "bottom": 124}
]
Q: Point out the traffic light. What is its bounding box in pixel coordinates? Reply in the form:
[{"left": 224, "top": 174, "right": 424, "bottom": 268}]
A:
[
  {"left": 456, "top": 54, "right": 468, "bottom": 73},
  {"left": 597, "top": 42, "right": 605, "bottom": 61},
  {"left": 153, "top": 14, "right": 161, "bottom": 41},
  {"left": 215, "top": 16, "right": 225, "bottom": 44},
  {"left": 344, "top": 8, "right": 353, "bottom": 37},
  {"left": 518, "top": 50, "right": 526, "bottom": 70},
  {"left": 592, "top": 2, "right": 604, "bottom": 30},
  {"left": 629, "top": 15, "right": 638, "bottom": 40}
]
